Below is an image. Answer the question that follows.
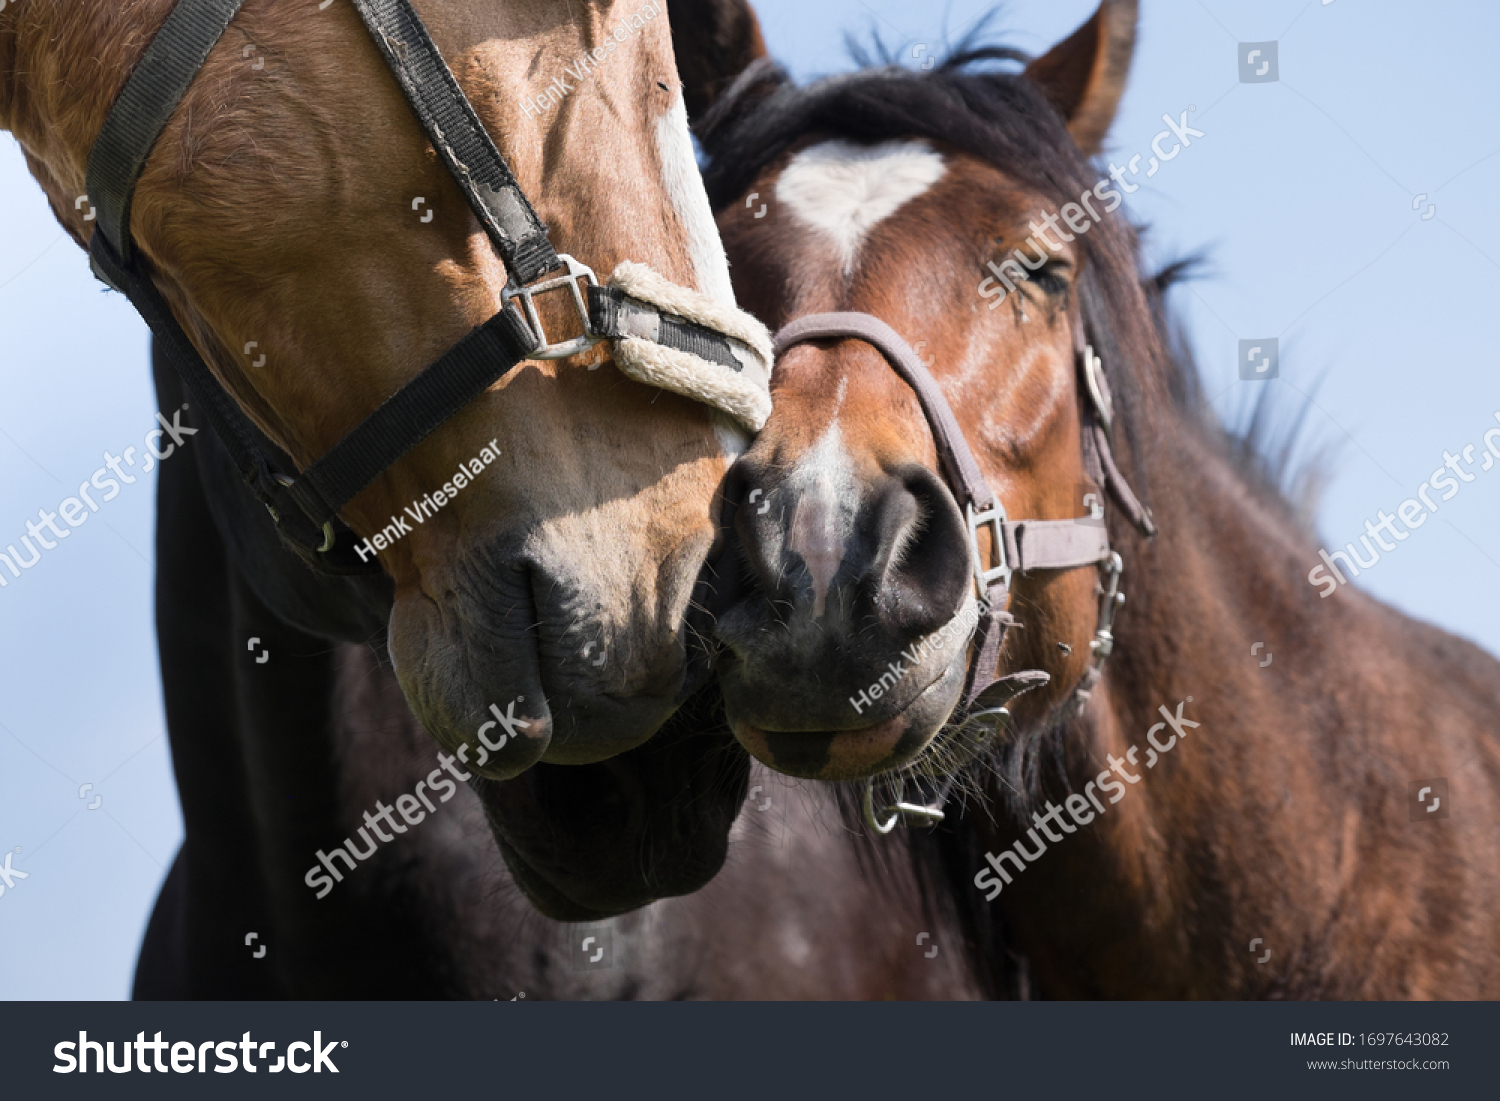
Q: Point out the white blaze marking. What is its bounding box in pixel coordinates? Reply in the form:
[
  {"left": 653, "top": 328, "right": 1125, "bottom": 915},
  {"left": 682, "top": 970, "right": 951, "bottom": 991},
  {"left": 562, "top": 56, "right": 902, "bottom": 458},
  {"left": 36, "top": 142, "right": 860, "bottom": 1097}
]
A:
[
  {"left": 775, "top": 139, "right": 946, "bottom": 275},
  {"left": 654, "top": 93, "right": 737, "bottom": 307},
  {"left": 713, "top": 413, "right": 751, "bottom": 462},
  {"left": 786, "top": 379, "right": 853, "bottom": 620}
]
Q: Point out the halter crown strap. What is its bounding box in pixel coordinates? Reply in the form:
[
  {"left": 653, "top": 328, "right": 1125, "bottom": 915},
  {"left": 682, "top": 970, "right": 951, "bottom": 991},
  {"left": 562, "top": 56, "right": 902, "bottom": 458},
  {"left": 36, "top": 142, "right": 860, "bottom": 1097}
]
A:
[
  {"left": 85, "top": 0, "right": 247, "bottom": 270},
  {"left": 1072, "top": 321, "right": 1156, "bottom": 537},
  {"left": 348, "top": 0, "right": 557, "bottom": 285}
]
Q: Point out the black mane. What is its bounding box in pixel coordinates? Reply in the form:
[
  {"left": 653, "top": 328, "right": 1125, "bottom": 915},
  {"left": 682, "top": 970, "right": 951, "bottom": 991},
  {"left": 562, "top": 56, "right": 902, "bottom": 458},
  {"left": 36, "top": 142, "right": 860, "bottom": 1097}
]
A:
[{"left": 701, "top": 51, "right": 1085, "bottom": 215}]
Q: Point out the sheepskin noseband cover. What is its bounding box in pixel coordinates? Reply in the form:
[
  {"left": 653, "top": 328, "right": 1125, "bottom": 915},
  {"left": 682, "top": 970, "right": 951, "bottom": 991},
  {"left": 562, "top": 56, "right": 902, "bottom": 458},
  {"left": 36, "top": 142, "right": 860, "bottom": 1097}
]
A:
[{"left": 588, "top": 262, "right": 774, "bottom": 432}]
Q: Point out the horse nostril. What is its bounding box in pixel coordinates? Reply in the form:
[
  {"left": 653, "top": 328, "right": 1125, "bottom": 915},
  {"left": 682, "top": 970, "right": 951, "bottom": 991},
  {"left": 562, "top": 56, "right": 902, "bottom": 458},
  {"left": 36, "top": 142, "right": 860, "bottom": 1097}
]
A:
[
  {"left": 720, "top": 454, "right": 971, "bottom": 636},
  {"left": 723, "top": 458, "right": 788, "bottom": 591},
  {"left": 870, "top": 464, "right": 971, "bottom": 638}
]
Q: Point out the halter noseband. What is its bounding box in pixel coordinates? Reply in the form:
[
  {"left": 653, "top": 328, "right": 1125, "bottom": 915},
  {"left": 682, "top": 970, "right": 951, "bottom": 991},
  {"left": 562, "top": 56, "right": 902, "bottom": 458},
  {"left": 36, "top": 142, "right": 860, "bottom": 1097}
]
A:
[
  {"left": 84, "top": 0, "right": 773, "bottom": 572},
  {"left": 771, "top": 310, "right": 1156, "bottom": 833}
]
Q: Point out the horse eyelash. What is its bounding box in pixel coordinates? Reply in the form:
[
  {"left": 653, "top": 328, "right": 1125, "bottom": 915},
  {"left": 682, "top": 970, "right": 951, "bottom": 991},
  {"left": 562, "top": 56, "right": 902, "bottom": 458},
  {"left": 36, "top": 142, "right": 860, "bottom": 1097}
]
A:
[{"left": 1032, "top": 264, "right": 1070, "bottom": 296}]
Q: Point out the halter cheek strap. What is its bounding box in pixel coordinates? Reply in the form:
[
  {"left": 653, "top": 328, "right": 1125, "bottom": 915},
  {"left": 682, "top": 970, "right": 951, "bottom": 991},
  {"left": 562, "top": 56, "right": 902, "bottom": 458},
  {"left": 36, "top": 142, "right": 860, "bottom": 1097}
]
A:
[
  {"left": 772, "top": 311, "right": 1156, "bottom": 829},
  {"left": 1069, "top": 322, "right": 1156, "bottom": 711},
  {"left": 84, "top": 0, "right": 774, "bottom": 572}
]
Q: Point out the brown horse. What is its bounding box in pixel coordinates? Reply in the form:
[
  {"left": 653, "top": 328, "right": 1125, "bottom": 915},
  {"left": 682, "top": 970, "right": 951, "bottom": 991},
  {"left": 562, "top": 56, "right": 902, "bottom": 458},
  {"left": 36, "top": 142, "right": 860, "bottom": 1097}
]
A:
[
  {"left": 0, "top": 0, "right": 751, "bottom": 770},
  {"left": 140, "top": 347, "right": 979, "bottom": 996},
  {"left": 701, "top": 0, "right": 1500, "bottom": 997},
  {"left": 1, "top": 0, "right": 771, "bottom": 916}
]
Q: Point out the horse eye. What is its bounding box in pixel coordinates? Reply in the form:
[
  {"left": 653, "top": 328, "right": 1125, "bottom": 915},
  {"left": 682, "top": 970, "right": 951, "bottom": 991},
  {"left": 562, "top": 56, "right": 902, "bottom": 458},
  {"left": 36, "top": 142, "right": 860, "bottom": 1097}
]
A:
[{"left": 1034, "top": 263, "right": 1071, "bottom": 295}]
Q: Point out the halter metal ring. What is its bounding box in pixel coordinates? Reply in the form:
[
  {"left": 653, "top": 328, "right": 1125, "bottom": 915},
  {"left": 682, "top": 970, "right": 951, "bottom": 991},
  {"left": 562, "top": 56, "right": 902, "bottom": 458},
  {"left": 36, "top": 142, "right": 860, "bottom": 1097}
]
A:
[
  {"left": 862, "top": 775, "right": 946, "bottom": 834},
  {"left": 267, "top": 474, "right": 336, "bottom": 554},
  {"left": 501, "top": 253, "right": 605, "bottom": 361}
]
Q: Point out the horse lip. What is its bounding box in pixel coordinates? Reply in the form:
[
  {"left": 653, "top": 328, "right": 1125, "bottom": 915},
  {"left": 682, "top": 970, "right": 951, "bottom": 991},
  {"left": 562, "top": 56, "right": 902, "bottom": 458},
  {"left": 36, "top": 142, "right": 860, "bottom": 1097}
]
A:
[
  {"left": 729, "top": 666, "right": 960, "bottom": 780},
  {"left": 734, "top": 663, "right": 950, "bottom": 735}
]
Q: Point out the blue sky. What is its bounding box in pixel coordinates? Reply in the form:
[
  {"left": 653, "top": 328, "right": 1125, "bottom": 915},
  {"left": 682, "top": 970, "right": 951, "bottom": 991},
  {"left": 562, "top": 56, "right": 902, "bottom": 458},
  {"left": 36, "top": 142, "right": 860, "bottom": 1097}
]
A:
[{"left": 1, "top": 0, "right": 1496, "bottom": 998}]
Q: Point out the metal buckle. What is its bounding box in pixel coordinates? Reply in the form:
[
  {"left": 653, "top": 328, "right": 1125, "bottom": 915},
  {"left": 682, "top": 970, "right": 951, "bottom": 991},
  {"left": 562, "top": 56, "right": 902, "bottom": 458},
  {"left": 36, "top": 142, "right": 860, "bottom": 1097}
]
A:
[
  {"left": 501, "top": 253, "right": 604, "bottom": 361},
  {"left": 265, "top": 474, "right": 336, "bottom": 554},
  {"left": 1090, "top": 551, "right": 1124, "bottom": 660},
  {"left": 1070, "top": 551, "right": 1124, "bottom": 714},
  {"left": 1082, "top": 344, "right": 1114, "bottom": 438},
  {"left": 965, "top": 500, "right": 1010, "bottom": 599},
  {"left": 862, "top": 774, "right": 945, "bottom": 835}
]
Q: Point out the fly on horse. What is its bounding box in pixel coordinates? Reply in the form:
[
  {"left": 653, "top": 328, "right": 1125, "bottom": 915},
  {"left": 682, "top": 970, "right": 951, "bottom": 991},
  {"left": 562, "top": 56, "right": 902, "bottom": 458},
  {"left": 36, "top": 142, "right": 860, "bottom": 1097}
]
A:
[{"left": 699, "top": 0, "right": 1500, "bottom": 997}]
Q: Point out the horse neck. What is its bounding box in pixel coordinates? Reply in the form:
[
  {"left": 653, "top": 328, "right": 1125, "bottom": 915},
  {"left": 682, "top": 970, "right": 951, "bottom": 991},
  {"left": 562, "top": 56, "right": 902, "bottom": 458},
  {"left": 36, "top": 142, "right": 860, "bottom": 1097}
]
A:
[{"left": 985, "top": 392, "right": 1500, "bottom": 997}]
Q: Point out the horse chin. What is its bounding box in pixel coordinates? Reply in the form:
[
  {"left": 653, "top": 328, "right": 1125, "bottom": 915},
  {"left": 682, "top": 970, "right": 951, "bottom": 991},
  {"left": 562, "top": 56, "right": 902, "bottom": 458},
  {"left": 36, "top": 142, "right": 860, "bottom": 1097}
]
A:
[
  {"left": 385, "top": 552, "right": 714, "bottom": 780},
  {"left": 471, "top": 690, "right": 750, "bottom": 917},
  {"left": 728, "top": 653, "right": 968, "bottom": 781}
]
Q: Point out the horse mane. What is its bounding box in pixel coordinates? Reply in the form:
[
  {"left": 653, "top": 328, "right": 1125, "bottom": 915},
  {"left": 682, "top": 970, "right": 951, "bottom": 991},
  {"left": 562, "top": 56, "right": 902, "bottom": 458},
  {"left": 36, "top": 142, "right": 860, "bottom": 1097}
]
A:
[{"left": 699, "top": 33, "right": 1339, "bottom": 995}]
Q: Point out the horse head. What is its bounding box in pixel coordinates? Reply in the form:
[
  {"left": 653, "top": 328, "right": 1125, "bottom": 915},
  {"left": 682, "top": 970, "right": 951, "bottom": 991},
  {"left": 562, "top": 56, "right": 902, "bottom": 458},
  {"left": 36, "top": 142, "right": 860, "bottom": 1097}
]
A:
[
  {"left": 3, "top": 0, "right": 771, "bottom": 916},
  {"left": 704, "top": 0, "right": 1162, "bottom": 783},
  {"left": 3, "top": 0, "right": 755, "bottom": 771}
]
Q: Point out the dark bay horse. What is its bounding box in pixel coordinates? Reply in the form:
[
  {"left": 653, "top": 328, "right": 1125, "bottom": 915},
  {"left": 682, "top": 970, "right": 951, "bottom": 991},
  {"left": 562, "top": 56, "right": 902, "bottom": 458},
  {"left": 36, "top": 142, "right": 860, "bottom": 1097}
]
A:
[{"left": 702, "top": 0, "right": 1500, "bottom": 997}]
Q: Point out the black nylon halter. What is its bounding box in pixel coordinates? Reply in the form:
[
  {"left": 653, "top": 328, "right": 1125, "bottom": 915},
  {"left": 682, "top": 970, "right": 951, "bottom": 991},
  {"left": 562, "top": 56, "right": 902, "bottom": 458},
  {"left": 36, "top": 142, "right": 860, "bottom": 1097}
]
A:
[{"left": 85, "top": 0, "right": 757, "bottom": 568}]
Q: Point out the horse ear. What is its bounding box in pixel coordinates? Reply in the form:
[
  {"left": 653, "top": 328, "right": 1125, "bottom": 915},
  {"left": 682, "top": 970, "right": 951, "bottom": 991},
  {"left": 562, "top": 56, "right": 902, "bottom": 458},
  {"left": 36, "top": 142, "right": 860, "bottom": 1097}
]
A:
[
  {"left": 667, "top": 0, "right": 769, "bottom": 121},
  {"left": 1023, "top": 0, "right": 1138, "bottom": 156}
]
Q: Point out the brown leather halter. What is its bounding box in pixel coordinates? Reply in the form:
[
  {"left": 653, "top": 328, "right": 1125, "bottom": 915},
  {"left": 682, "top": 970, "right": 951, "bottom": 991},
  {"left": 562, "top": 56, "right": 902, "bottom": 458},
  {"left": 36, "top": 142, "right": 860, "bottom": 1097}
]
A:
[{"left": 772, "top": 311, "right": 1156, "bottom": 832}]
